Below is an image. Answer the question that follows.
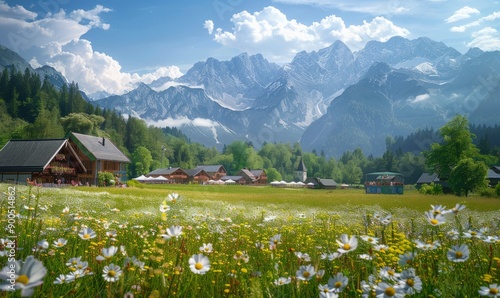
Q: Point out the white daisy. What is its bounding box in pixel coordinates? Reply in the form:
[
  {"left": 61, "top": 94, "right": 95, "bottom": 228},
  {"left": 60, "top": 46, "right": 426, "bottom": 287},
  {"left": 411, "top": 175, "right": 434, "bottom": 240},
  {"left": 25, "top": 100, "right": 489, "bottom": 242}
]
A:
[
  {"left": 189, "top": 254, "right": 210, "bottom": 274},
  {"left": 102, "top": 263, "right": 122, "bottom": 282}
]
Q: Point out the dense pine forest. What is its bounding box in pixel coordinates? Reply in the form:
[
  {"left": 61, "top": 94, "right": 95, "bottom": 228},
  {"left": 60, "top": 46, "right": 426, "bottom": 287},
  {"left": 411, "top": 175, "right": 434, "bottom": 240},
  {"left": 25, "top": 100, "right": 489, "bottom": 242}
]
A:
[{"left": 0, "top": 68, "right": 499, "bottom": 184}]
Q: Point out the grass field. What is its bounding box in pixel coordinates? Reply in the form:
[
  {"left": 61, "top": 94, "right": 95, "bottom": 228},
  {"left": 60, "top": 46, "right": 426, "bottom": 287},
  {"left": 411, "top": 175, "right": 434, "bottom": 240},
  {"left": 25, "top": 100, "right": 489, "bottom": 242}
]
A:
[{"left": 2, "top": 183, "right": 500, "bottom": 297}]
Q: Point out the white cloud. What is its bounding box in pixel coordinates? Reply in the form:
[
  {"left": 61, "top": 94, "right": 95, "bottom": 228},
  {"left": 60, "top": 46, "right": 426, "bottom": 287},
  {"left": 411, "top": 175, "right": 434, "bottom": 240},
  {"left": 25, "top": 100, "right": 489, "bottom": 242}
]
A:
[
  {"left": 450, "top": 11, "right": 500, "bottom": 32},
  {"left": 68, "top": 5, "right": 112, "bottom": 30},
  {"left": 445, "top": 6, "right": 480, "bottom": 23},
  {"left": 204, "top": 20, "right": 214, "bottom": 35},
  {"left": 0, "top": 1, "right": 37, "bottom": 20},
  {"left": 466, "top": 27, "right": 500, "bottom": 51},
  {"left": 208, "top": 6, "right": 409, "bottom": 63},
  {"left": 31, "top": 39, "right": 182, "bottom": 94},
  {"left": 409, "top": 94, "right": 430, "bottom": 104},
  {"left": 148, "top": 117, "right": 220, "bottom": 128},
  {"left": 271, "top": 0, "right": 409, "bottom": 15},
  {"left": 0, "top": 2, "right": 182, "bottom": 94}
]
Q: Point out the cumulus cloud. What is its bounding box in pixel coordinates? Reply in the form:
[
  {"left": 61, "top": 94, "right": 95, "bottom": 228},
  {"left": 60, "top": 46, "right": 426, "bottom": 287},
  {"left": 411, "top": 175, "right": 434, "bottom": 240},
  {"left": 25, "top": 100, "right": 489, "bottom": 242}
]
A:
[
  {"left": 466, "top": 27, "right": 500, "bottom": 51},
  {"left": 445, "top": 6, "right": 480, "bottom": 23},
  {"left": 0, "top": 2, "right": 182, "bottom": 94},
  {"left": 29, "top": 39, "right": 182, "bottom": 94},
  {"left": 206, "top": 6, "right": 409, "bottom": 62},
  {"left": 204, "top": 20, "right": 214, "bottom": 34}
]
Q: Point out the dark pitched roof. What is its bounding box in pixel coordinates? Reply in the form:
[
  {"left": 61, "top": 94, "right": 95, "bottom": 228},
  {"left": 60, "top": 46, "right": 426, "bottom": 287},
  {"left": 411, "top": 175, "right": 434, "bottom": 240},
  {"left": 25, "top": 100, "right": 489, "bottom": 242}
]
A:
[
  {"left": 69, "top": 132, "right": 130, "bottom": 163},
  {"left": 491, "top": 166, "right": 500, "bottom": 174},
  {"left": 239, "top": 169, "right": 256, "bottom": 180},
  {"left": 416, "top": 173, "right": 440, "bottom": 184},
  {"left": 317, "top": 178, "right": 337, "bottom": 187},
  {"left": 296, "top": 158, "right": 307, "bottom": 172},
  {"left": 487, "top": 168, "right": 500, "bottom": 180},
  {"left": 185, "top": 169, "right": 209, "bottom": 177},
  {"left": 0, "top": 139, "right": 66, "bottom": 172},
  {"left": 194, "top": 165, "right": 226, "bottom": 173},
  {"left": 147, "top": 167, "right": 186, "bottom": 176},
  {"left": 250, "top": 169, "right": 265, "bottom": 177}
]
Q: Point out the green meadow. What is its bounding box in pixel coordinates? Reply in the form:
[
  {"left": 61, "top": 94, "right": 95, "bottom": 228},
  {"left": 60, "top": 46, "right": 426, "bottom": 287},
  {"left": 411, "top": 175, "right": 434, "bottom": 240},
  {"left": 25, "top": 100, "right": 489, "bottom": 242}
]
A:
[{"left": 2, "top": 183, "right": 500, "bottom": 297}]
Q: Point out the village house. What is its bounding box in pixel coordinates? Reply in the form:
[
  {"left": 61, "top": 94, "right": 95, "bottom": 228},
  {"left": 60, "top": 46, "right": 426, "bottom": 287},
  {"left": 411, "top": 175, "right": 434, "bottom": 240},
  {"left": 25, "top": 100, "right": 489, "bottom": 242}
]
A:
[
  {"left": 0, "top": 133, "right": 130, "bottom": 186},
  {"left": 0, "top": 138, "right": 86, "bottom": 186},
  {"left": 147, "top": 167, "right": 189, "bottom": 184},
  {"left": 193, "top": 165, "right": 227, "bottom": 180},
  {"left": 146, "top": 165, "right": 267, "bottom": 185},
  {"left": 185, "top": 168, "right": 210, "bottom": 184},
  {"left": 237, "top": 168, "right": 268, "bottom": 185},
  {"left": 67, "top": 132, "right": 130, "bottom": 186},
  {"left": 305, "top": 177, "right": 338, "bottom": 189}
]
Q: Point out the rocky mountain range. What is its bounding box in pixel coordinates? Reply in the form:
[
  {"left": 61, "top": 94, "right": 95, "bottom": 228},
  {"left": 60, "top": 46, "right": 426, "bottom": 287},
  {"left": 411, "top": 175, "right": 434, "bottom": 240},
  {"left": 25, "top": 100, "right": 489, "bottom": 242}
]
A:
[
  {"left": 1, "top": 37, "right": 499, "bottom": 157},
  {"left": 94, "top": 36, "right": 499, "bottom": 156}
]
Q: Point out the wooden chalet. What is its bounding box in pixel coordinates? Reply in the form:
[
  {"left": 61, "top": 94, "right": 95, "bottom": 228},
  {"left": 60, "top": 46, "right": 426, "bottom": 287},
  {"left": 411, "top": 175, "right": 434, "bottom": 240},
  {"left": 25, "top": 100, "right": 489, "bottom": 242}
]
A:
[
  {"left": 185, "top": 169, "right": 210, "bottom": 184},
  {"left": 67, "top": 132, "right": 130, "bottom": 186},
  {"left": 193, "top": 165, "right": 227, "bottom": 180},
  {"left": 237, "top": 169, "right": 267, "bottom": 185},
  {"left": 0, "top": 139, "right": 86, "bottom": 185},
  {"left": 147, "top": 167, "right": 189, "bottom": 184}
]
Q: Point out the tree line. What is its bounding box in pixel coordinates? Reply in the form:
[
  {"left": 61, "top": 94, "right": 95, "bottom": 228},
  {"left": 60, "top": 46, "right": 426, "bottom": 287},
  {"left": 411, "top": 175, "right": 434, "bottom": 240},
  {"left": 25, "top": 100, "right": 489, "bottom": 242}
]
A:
[{"left": 0, "top": 68, "right": 499, "bottom": 188}]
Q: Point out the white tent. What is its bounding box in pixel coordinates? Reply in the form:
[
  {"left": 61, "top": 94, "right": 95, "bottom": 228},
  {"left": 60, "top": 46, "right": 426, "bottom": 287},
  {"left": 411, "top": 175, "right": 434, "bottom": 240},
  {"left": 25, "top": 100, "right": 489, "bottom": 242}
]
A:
[
  {"left": 224, "top": 179, "right": 236, "bottom": 184},
  {"left": 153, "top": 176, "right": 168, "bottom": 184},
  {"left": 132, "top": 175, "right": 147, "bottom": 181}
]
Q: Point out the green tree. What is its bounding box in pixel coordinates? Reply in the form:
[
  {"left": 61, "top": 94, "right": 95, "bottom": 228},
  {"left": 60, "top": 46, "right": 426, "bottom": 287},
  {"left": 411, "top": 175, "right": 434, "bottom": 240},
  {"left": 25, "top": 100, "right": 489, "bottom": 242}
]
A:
[
  {"left": 265, "top": 167, "right": 282, "bottom": 183},
  {"left": 227, "top": 141, "right": 250, "bottom": 174},
  {"left": 176, "top": 144, "right": 193, "bottom": 169},
  {"left": 449, "top": 158, "right": 488, "bottom": 196},
  {"left": 25, "top": 107, "right": 64, "bottom": 139},
  {"left": 343, "top": 160, "right": 363, "bottom": 184},
  {"left": 424, "top": 115, "right": 479, "bottom": 180},
  {"left": 61, "top": 113, "right": 105, "bottom": 135},
  {"left": 130, "top": 146, "right": 153, "bottom": 176}
]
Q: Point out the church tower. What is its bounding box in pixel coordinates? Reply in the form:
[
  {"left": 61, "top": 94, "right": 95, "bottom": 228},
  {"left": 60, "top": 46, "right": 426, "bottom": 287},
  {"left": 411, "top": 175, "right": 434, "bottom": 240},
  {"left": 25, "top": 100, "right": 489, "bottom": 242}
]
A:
[{"left": 295, "top": 158, "right": 307, "bottom": 182}]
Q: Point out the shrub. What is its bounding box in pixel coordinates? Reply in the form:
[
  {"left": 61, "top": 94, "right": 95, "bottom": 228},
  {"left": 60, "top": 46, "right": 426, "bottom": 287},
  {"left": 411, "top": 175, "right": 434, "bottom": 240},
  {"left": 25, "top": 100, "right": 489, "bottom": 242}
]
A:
[
  {"left": 419, "top": 183, "right": 443, "bottom": 195},
  {"left": 479, "top": 187, "right": 496, "bottom": 197},
  {"left": 496, "top": 183, "right": 500, "bottom": 196},
  {"left": 126, "top": 179, "right": 144, "bottom": 188},
  {"left": 97, "top": 171, "right": 115, "bottom": 187}
]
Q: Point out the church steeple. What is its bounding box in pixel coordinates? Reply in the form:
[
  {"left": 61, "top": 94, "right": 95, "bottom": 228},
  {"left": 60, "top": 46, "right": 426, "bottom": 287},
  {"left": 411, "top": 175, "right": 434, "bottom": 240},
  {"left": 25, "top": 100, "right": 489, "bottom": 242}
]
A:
[{"left": 295, "top": 158, "right": 307, "bottom": 182}]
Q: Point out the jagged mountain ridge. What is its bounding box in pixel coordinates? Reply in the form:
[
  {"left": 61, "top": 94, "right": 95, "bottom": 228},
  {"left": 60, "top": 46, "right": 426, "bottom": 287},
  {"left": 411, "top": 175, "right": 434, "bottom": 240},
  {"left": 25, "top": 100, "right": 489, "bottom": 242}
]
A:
[
  {"left": 95, "top": 36, "right": 499, "bottom": 156},
  {"left": 301, "top": 49, "right": 500, "bottom": 156}
]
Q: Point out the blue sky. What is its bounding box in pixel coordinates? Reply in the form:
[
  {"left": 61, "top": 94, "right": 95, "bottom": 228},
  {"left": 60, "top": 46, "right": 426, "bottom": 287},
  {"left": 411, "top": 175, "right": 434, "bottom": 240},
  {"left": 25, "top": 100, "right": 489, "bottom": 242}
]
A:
[{"left": 0, "top": 0, "right": 498, "bottom": 95}]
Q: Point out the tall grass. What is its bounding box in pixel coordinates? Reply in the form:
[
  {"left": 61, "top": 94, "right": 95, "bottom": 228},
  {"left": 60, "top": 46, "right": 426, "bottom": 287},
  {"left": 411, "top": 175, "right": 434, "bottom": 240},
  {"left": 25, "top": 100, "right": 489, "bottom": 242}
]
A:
[{"left": 1, "top": 183, "right": 500, "bottom": 297}]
